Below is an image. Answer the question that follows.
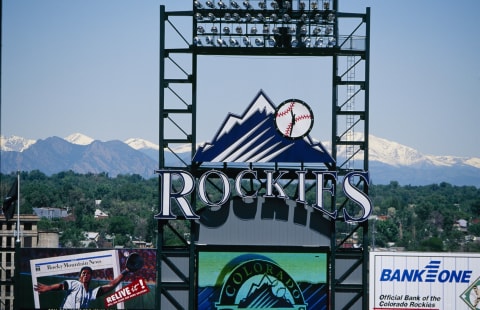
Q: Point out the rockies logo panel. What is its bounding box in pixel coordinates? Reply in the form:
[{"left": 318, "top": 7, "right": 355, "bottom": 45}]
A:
[
  {"left": 198, "top": 248, "right": 328, "bottom": 310},
  {"left": 193, "top": 90, "right": 333, "bottom": 164}
]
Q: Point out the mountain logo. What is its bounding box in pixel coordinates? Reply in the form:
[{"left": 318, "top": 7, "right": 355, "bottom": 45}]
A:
[
  {"left": 193, "top": 90, "right": 334, "bottom": 164},
  {"left": 215, "top": 258, "right": 307, "bottom": 309}
]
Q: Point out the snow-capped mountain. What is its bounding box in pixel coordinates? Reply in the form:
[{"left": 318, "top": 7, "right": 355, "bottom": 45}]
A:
[
  {"left": 0, "top": 135, "right": 36, "bottom": 152},
  {"left": 1, "top": 133, "right": 479, "bottom": 186},
  {"left": 1, "top": 135, "right": 157, "bottom": 178},
  {"left": 1, "top": 133, "right": 479, "bottom": 169},
  {"left": 64, "top": 133, "right": 94, "bottom": 145},
  {"left": 354, "top": 134, "right": 479, "bottom": 169},
  {"left": 63, "top": 133, "right": 159, "bottom": 150},
  {"left": 125, "top": 138, "right": 159, "bottom": 151}
]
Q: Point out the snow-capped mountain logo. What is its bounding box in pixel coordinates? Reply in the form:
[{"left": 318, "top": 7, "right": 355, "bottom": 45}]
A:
[
  {"left": 215, "top": 258, "right": 308, "bottom": 309},
  {"left": 193, "top": 90, "right": 334, "bottom": 164}
]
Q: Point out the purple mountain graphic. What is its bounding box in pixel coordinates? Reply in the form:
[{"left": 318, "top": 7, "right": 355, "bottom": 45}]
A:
[
  {"left": 193, "top": 90, "right": 335, "bottom": 164},
  {"left": 238, "top": 282, "right": 294, "bottom": 308}
]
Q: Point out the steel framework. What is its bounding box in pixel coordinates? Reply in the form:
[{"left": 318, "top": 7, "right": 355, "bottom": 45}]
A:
[{"left": 157, "top": 1, "right": 370, "bottom": 308}]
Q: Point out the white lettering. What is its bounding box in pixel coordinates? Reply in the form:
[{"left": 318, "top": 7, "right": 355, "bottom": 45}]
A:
[
  {"left": 235, "top": 170, "right": 258, "bottom": 198},
  {"left": 312, "top": 171, "right": 337, "bottom": 219},
  {"left": 295, "top": 170, "right": 307, "bottom": 203},
  {"left": 155, "top": 171, "right": 199, "bottom": 220},
  {"left": 342, "top": 171, "right": 372, "bottom": 222},
  {"left": 198, "top": 170, "right": 231, "bottom": 207},
  {"left": 264, "top": 170, "right": 288, "bottom": 198},
  {"left": 154, "top": 169, "right": 371, "bottom": 223}
]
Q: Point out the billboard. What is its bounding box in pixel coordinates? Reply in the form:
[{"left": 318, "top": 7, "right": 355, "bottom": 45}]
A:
[
  {"left": 370, "top": 252, "right": 480, "bottom": 310},
  {"left": 18, "top": 248, "right": 156, "bottom": 310},
  {"left": 198, "top": 246, "right": 329, "bottom": 310}
]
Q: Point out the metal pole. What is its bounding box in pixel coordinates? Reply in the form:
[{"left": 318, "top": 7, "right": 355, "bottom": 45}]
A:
[
  {"left": 16, "top": 171, "right": 20, "bottom": 242},
  {"left": 156, "top": 5, "right": 166, "bottom": 310},
  {"left": 14, "top": 173, "right": 20, "bottom": 310}
]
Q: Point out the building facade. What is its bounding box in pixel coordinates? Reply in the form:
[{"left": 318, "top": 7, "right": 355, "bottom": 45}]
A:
[{"left": 0, "top": 215, "right": 40, "bottom": 310}]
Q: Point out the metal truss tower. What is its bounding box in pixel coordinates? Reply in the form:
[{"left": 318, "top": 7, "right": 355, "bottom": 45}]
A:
[{"left": 158, "top": 1, "right": 370, "bottom": 308}]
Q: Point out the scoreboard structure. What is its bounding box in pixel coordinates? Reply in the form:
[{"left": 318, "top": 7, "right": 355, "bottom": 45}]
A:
[{"left": 157, "top": 1, "right": 371, "bottom": 309}]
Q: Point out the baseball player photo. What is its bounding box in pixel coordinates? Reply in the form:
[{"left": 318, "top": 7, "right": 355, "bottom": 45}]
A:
[{"left": 31, "top": 251, "right": 144, "bottom": 309}]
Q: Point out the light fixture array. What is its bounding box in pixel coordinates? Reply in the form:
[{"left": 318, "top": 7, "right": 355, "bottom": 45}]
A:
[{"left": 193, "top": 0, "right": 336, "bottom": 48}]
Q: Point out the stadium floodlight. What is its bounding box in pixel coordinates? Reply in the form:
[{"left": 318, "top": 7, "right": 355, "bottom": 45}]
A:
[
  {"left": 268, "top": 37, "right": 276, "bottom": 46},
  {"left": 194, "top": 0, "right": 203, "bottom": 9},
  {"left": 217, "top": 38, "right": 228, "bottom": 46},
  {"left": 229, "top": 38, "right": 239, "bottom": 46},
  {"left": 206, "top": 1, "right": 214, "bottom": 9},
  {"left": 243, "top": 1, "right": 252, "bottom": 9},
  {"left": 193, "top": 0, "right": 336, "bottom": 49},
  {"left": 262, "top": 24, "right": 269, "bottom": 34},
  {"left": 300, "top": 25, "right": 307, "bottom": 35}
]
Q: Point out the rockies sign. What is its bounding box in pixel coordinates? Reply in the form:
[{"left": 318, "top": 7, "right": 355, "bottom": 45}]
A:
[{"left": 155, "top": 90, "right": 372, "bottom": 224}]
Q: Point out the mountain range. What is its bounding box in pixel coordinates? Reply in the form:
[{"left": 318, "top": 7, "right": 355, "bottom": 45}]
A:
[{"left": 1, "top": 133, "right": 479, "bottom": 186}]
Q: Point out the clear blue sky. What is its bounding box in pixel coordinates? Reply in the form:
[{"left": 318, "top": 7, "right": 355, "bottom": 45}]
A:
[{"left": 2, "top": 1, "right": 479, "bottom": 157}]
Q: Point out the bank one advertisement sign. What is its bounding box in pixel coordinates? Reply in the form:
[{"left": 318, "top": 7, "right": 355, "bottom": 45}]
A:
[
  {"left": 370, "top": 252, "right": 480, "bottom": 310},
  {"left": 198, "top": 247, "right": 328, "bottom": 309}
]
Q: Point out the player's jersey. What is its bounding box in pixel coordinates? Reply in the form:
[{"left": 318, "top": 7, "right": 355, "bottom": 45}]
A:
[{"left": 61, "top": 280, "right": 101, "bottom": 309}]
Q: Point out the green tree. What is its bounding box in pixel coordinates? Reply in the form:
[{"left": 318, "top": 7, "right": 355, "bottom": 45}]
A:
[
  {"left": 419, "top": 237, "right": 444, "bottom": 251},
  {"left": 374, "top": 219, "right": 399, "bottom": 247}
]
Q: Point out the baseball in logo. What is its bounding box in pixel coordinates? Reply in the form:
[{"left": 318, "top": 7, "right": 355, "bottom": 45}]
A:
[{"left": 274, "top": 99, "right": 314, "bottom": 139}]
